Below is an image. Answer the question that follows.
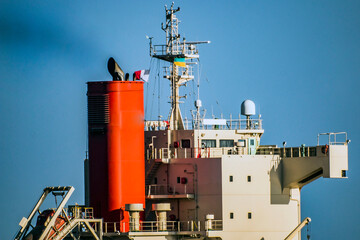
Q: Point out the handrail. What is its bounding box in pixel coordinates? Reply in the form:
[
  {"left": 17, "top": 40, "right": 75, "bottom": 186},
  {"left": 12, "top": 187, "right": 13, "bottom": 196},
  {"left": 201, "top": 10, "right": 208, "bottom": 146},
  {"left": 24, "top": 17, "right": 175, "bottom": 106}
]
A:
[
  {"left": 145, "top": 118, "right": 262, "bottom": 131},
  {"left": 153, "top": 43, "right": 199, "bottom": 56},
  {"left": 146, "top": 184, "right": 192, "bottom": 196},
  {"left": 317, "top": 132, "right": 348, "bottom": 146},
  {"left": 146, "top": 147, "right": 245, "bottom": 160},
  {"left": 102, "top": 220, "right": 223, "bottom": 233}
]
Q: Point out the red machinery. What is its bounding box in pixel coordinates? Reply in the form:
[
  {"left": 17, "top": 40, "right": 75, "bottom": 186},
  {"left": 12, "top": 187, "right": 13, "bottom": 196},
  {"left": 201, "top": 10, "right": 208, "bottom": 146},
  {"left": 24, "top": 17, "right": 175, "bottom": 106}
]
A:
[{"left": 87, "top": 81, "right": 145, "bottom": 224}]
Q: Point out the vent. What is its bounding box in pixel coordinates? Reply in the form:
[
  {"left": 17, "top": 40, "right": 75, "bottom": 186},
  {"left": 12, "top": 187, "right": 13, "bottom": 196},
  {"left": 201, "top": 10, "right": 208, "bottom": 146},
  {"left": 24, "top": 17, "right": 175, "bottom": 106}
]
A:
[{"left": 88, "top": 95, "right": 109, "bottom": 124}]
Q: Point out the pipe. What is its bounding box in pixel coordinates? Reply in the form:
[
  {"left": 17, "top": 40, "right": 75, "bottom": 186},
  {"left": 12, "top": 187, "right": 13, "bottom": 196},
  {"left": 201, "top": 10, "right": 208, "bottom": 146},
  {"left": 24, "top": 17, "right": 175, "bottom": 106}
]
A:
[{"left": 290, "top": 197, "right": 300, "bottom": 240}]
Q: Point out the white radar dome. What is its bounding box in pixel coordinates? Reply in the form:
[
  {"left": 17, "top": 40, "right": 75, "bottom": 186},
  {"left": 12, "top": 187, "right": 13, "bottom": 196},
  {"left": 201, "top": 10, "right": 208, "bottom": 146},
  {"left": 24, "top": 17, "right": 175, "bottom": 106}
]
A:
[
  {"left": 241, "top": 100, "right": 256, "bottom": 116},
  {"left": 195, "top": 99, "right": 202, "bottom": 108}
]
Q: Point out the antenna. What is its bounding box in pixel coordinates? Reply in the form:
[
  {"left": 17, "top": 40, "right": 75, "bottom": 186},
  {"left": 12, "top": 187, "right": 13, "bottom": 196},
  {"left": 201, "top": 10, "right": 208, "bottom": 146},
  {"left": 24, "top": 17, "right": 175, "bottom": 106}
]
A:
[{"left": 146, "top": 35, "right": 154, "bottom": 56}]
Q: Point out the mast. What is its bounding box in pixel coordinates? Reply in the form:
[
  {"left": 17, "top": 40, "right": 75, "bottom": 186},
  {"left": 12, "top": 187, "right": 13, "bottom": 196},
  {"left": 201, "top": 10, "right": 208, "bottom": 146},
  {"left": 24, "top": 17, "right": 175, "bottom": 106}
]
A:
[{"left": 150, "top": 3, "right": 209, "bottom": 130}]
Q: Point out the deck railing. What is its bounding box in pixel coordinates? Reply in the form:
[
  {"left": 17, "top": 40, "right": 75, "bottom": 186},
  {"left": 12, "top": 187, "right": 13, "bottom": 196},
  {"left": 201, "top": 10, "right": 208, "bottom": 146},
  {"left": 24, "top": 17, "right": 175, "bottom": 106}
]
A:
[
  {"left": 102, "top": 220, "right": 222, "bottom": 233},
  {"left": 145, "top": 117, "right": 262, "bottom": 131},
  {"left": 317, "top": 132, "right": 348, "bottom": 146},
  {"left": 146, "top": 146, "right": 247, "bottom": 160},
  {"left": 257, "top": 145, "right": 328, "bottom": 158},
  {"left": 146, "top": 184, "right": 193, "bottom": 196},
  {"left": 153, "top": 43, "right": 199, "bottom": 57}
]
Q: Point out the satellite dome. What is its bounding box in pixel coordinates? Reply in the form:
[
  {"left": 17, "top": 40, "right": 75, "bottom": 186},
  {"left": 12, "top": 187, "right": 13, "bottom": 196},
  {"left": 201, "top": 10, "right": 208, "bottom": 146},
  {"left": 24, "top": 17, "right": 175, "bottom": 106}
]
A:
[
  {"left": 241, "top": 100, "right": 256, "bottom": 116},
  {"left": 195, "top": 99, "right": 202, "bottom": 108}
]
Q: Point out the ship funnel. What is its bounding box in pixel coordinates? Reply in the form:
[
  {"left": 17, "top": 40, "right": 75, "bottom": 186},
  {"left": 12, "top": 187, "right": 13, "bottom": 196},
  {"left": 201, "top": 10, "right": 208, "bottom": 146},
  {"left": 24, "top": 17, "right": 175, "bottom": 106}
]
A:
[{"left": 107, "top": 57, "right": 124, "bottom": 81}]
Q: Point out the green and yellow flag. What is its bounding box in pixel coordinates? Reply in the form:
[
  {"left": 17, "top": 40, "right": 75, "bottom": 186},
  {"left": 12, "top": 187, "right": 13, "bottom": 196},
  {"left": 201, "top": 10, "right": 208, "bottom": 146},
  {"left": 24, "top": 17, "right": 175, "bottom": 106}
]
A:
[{"left": 174, "top": 58, "right": 186, "bottom": 67}]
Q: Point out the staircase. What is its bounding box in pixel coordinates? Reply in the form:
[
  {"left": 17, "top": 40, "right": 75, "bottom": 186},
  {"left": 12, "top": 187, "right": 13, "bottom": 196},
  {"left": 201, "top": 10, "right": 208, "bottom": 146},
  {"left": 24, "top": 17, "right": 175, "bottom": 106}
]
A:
[
  {"left": 51, "top": 218, "right": 102, "bottom": 240},
  {"left": 145, "top": 161, "right": 162, "bottom": 185},
  {"left": 52, "top": 218, "right": 80, "bottom": 240}
]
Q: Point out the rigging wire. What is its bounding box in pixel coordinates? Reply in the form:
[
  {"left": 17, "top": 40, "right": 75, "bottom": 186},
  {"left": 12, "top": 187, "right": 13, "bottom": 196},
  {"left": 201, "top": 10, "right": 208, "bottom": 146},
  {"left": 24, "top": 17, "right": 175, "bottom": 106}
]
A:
[
  {"left": 157, "top": 59, "right": 161, "bottom": 121},
  {"left": 149, "top": 58, "right": 162, "bottom": 120},
  {"left": 145, "top": 57, "right": 155, "bottom": 119},
  {"left": 149, "top": 61, "right": 158, "bottom": 120},
  {"left": 205, "top": 76, "right": 223, "bottom": 117}
]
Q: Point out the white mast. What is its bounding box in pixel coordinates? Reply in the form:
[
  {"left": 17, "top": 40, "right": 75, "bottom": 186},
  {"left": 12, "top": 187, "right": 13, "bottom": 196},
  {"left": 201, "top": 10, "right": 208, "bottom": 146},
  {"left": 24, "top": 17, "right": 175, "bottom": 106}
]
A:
[{"left": 150, "top": 3, "right": 209, "bottom": 130}]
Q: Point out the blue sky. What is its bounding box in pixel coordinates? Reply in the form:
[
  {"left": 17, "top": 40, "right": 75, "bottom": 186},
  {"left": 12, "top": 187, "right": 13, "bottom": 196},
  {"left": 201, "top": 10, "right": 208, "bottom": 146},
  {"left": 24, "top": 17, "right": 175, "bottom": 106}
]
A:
[{"left": 1, "top": 1, "right": 359, "bottom": 239}]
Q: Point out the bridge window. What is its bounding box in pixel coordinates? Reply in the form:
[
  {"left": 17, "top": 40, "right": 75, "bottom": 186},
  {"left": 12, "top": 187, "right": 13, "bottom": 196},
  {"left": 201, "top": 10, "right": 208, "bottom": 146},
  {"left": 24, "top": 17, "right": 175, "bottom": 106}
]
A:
[
  {"left": 238, "top": 139, "right": 246, "bottom": 147},
  {"left": 202, "top": 139, "right": 216, "bottom": 148},
  {"left": 220, "top": 140, "right": 234, "bottom": 147}
]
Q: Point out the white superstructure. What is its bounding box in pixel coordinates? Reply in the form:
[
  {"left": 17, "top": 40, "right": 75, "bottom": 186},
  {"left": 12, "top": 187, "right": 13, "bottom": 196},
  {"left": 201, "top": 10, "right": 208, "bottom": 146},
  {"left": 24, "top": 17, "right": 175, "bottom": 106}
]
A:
[{"left": 142, "top": 4, "right": 348, "bottom": 240}]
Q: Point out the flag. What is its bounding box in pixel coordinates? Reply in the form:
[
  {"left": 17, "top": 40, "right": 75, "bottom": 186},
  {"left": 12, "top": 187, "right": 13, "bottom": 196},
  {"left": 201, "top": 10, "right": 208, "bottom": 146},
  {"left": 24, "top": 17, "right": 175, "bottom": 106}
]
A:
[
  {"left": 134, "top": 69, "right": 150, "bottom": 82},
  {"left": 174, "top": 58, "right": 186, "bottom": 67}
]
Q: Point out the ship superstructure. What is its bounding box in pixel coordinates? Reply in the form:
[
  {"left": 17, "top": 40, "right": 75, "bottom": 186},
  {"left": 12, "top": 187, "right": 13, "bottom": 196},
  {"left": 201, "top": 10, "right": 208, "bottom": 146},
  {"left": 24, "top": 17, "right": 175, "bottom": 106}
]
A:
[{"left": 14, "top": 4, "right": 349, "bottom": 240}]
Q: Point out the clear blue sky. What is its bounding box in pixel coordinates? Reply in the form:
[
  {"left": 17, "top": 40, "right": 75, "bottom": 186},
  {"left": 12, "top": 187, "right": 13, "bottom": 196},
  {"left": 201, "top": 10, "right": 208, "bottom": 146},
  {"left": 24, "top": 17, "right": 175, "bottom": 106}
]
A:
[{"left": 1, "top": 1, "right": 359, "bottom": 239}]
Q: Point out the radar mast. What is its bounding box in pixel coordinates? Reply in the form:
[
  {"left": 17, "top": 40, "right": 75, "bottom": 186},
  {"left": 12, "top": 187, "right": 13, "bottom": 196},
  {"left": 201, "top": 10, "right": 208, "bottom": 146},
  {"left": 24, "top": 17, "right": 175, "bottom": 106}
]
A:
[{"left": 149, "top": 3, "right": 209, "bottom": 130}]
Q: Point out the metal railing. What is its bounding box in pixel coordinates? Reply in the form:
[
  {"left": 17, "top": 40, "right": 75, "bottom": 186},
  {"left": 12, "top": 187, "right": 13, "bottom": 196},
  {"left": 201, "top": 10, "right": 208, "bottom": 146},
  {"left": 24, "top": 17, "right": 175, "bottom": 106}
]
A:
[
  {"left": 153, "top": 43, "right": 199, "bottom": 57},
  {"left": 68, "top": 206, "right": 94, "bottom": 219},
  {"left": 317, "top": 132, "right": 348, "bottom": 146},
  {"left": 146, "top": 184, "right": 193, "bottom": 196},
  {"left": 145, "top": 117, "right": 262, "bottom": 131},
  {"left": 163, "top": 65, "right": 194, "bottom": 78},
  {"left": 102, "top": 220, "right": 222, "bottom": 233},
  {"left": 146, "top": 147, "right": 247, "bottom": 160},
  {"left": 205, "top": 220, "right": 223, "bottom": 231},
  {"left": 256, "top": 145, "right": 329, "bottom": 158},
  {"left": 103, "top": 222, "right": 122, "bottom": 233},
  {"left": 183, "top": 118, "right": 262, "bottom": 131}
]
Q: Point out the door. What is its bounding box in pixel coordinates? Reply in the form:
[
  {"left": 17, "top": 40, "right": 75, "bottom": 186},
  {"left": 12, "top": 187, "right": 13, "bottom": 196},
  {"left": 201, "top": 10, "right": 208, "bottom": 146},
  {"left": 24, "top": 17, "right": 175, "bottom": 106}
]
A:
[{"left": 248, "top": 138, "right": 257, "bottom": 155}]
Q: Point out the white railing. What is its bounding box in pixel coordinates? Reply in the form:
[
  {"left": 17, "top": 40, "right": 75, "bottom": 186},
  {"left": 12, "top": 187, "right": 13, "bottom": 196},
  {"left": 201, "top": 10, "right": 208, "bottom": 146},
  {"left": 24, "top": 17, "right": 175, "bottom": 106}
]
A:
[
  {"left": 68, "top": 206, "right": 94, "bottom": 219},
  {"left": 145, "top": 118, "right": 262, "bottom": 131},
  {"left": 205, "top": 219, "right": 223, "bottom": 231},
  {"left": 146, "top": 148, "right": 169, "bottom": 160},
  {"left": 102, "top": 220, "right": 222, "bottom": 233},
  {"left": 146, "top": 147, "right": 246, "bottom": 160},
  {"left": 257, "top": 145, "right": 330, "bottom": 158},
  {"left": 317, "top": 132, "right": 348, "bottom": 146},
  {"left": 153, "top": 43, "right": 199, "bottom": 57},
  {"left": 146, "top": 184, "right": 193, "bottom": 196},
  {"left": 163, "top": 65, "right": 194, "bottom": 78}
]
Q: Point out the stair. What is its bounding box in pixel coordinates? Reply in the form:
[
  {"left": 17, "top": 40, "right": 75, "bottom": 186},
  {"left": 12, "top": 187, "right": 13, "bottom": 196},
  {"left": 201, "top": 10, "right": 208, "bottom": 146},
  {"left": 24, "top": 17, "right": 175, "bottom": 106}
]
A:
[
  {"left": 52, "top": 218, "right": 80, "bottom": 240},
  {"left": 145, "top": 161, "right": 162, "bottom": 185}
]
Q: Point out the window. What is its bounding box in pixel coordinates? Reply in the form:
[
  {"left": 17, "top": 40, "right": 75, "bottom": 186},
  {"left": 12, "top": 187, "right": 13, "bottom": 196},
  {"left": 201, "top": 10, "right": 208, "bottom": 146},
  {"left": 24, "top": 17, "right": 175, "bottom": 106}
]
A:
[
  {"left": 154, "top": 177, "right": 158, "bottom": 184},
  {"left": 230, "top": 212, "right": 234, "bottom": 219},
  {"left": 248, "top": 212, "right": 252, "bottom": 219},
  {"left": 229, "top": 175, "right": 233, "bottom": 182},
  {"left": 202, "top": 139, "right": 216, "bottom": 148},
  {"left": 238, "top": 139, "right": 246, "bottom": 147},
  {"left": 177, "top": 177, "right": 181, "bottom": 183},
  {"left": 249, "top": 139, "right": 255, "bottom": 146},
  {"left": 220, "top": 140, "right": 234, "bottom": 147},
  {"left": 247, "top": 176, "right": 251, "bottom": 182},
  {"left": 181, "top": 139, "right": 191, "bottom": 148}
]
